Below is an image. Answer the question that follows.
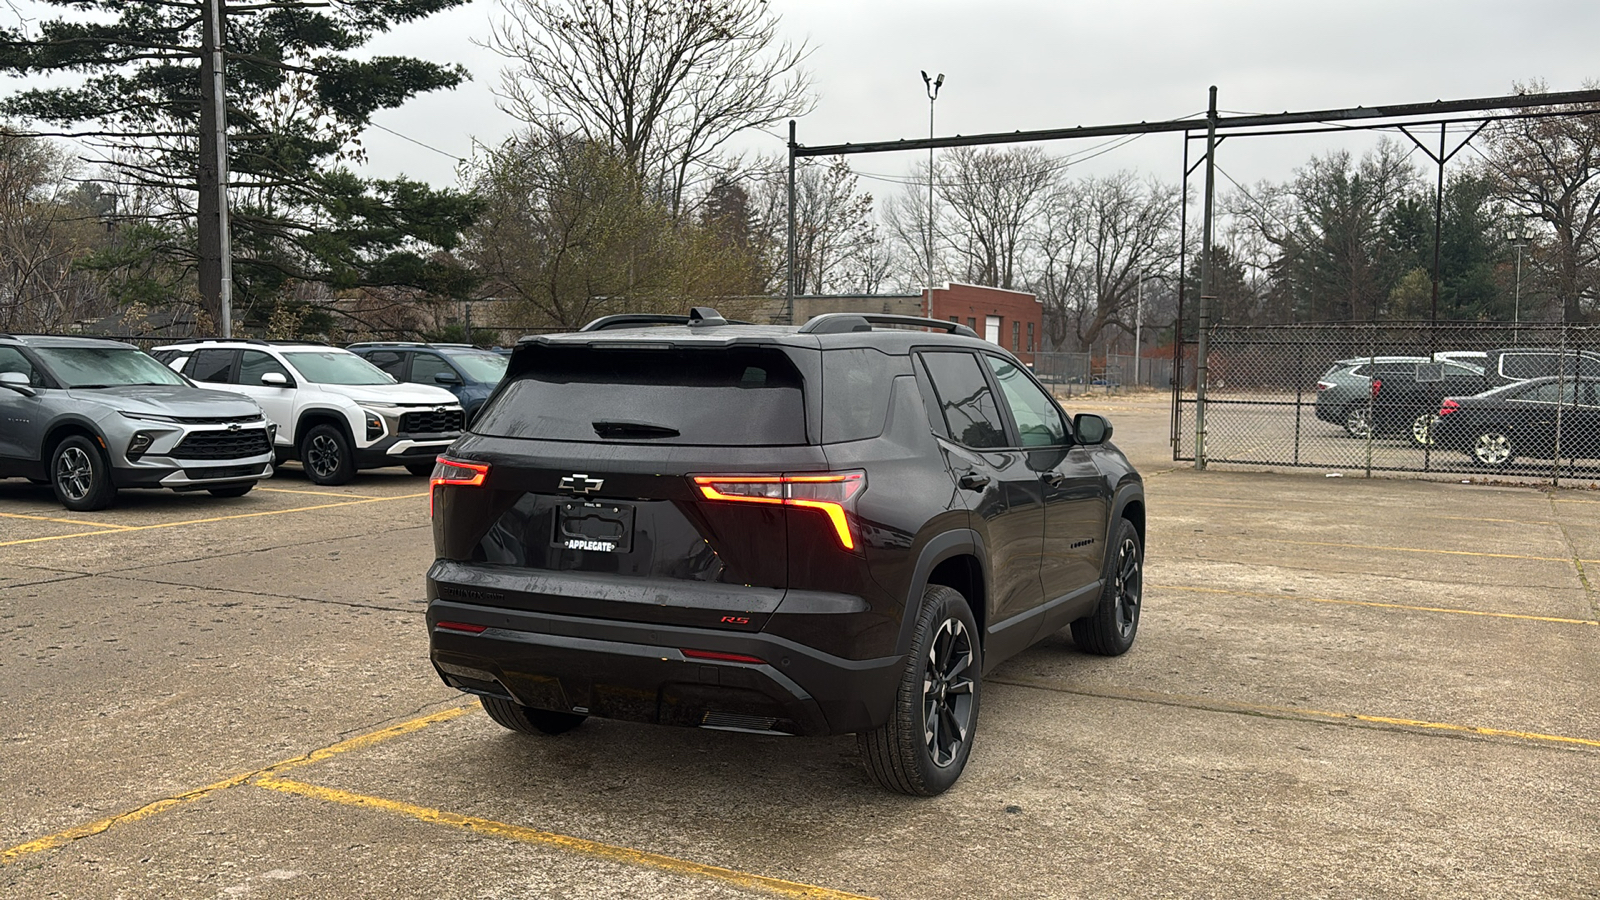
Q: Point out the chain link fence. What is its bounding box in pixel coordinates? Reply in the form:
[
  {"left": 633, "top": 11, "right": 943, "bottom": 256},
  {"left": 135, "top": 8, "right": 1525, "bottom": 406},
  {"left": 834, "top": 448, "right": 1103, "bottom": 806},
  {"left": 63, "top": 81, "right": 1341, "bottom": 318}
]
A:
[
  {"left": 1174, "top": 322, "right": 1600, "bottom": 481},
  {"left": 1035, "top": 352, "right": 1173, "bottom": 396}
]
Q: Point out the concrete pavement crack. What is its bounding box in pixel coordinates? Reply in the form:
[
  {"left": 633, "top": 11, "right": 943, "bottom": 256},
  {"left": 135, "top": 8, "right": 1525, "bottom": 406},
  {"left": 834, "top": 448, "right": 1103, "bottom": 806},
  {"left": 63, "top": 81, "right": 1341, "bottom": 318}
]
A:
[
  {"left": 104, "top": 573, "right": 418, "bottom": 615},
  {"left": 1547, "top": 493, "right": 1600, "bottom": 621}
]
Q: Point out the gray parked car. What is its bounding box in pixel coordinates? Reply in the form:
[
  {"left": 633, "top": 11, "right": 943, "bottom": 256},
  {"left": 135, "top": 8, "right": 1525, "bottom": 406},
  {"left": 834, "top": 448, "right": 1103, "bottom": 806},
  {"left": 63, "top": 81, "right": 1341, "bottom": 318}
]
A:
[{"left": 0, "top": 334, "right": 275, "bottom": 511}]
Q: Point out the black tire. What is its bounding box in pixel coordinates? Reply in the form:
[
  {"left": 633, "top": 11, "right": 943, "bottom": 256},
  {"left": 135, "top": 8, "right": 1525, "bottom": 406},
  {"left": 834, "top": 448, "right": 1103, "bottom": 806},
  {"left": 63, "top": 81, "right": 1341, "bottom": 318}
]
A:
[
  {"left": 481, "top": 696, "right": 587, "bottom": 735},
  {"left": 858, "top": 584, "right": 981, "bottom": 797},
  {"left": 50, "top": 435, "right": 116, "bottom": 512},
  {"left": 1071, "top": 518, "right": 1143, "bottom": 656},
  {"left": 405, "top": 461, "right": 436, "bottom": 477},
  {"left": 207, "top": 483, "right": 255, "bottom": 498},
  {"left": 1470, "top": 428, "right": 1514, "bottom": 468},
  {"left": 1342, "top": 405, "right": 1372, "bottom": 439},
  {"left": 300, "top": 424, "right": 354, "bottom": 485}
]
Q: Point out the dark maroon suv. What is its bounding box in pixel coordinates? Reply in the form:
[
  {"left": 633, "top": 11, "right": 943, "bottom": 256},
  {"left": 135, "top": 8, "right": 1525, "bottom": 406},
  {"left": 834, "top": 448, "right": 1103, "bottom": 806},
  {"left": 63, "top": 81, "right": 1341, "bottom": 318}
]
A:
[{"left": 426, "top": 309, "right": 1145, "bottom": 795}]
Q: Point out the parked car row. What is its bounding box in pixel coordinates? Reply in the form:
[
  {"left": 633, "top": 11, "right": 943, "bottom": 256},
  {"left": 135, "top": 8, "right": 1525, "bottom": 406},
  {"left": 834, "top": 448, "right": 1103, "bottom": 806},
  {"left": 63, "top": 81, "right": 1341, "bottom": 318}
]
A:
[
  {"left": 0, "top": 334, "right": 512, "bottom": 510},
  {"left": 1314, "top": 347, "right": 1600, "bottom": 468}
]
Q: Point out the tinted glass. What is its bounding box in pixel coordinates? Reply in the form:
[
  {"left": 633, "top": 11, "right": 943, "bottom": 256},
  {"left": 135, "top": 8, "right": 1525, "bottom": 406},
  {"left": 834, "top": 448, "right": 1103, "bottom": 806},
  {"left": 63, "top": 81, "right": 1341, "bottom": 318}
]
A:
[
  {"left": 364, "top": 350, "right": 407, "bottom": 378},
  {"left": 1524, "top": 381, "right": 1579, "bottom": 404},
  {"left": 411, "top": 352, "right": 456, "bottom": 384},
  {"left": 444, "top": 350, "right": 508, "bottom": 383},
  {"left": 282, "top": 350, "right": 393, "bottom": 385},
  {"left": 33, "top": 348, "right": 188, "bottom": 388},
  {"left": 985, "top": 354, "right": 1067, "bottom": 447},
  {"left": 0, "top": 347, "right": 39, "bottom": 386},
  {"left": 821, "top": 348, "right": 900, "bottom": 443},
  {"left": 188, "top": 349, "right": 236, "bottom": 384},
  {"left": 239, "top": 350, "right": 290, "bottom": 385},
  {"left": 474, "top": 347, "right": 806, "bottom": 446},
  {"left": 920, "top": 351, "right": 1008, "bottom": 449}
]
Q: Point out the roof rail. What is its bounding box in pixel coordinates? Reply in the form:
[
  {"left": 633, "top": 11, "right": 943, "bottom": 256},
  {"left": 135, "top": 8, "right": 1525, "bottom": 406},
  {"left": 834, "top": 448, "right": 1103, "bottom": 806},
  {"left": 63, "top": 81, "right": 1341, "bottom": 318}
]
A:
[
  {"left": 578, "top": 309, "right": 750, "bottom": 332},
  {"left": 798, "top": 313, "right": 981, "bottom": 338}
]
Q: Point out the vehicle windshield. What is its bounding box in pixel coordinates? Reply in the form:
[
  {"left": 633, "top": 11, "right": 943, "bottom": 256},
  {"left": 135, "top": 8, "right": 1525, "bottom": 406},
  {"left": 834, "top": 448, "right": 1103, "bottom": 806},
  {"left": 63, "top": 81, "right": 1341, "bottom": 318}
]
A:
[
  {"left": 34, "top": 347, "right": 190, "bottom": 388},
  {"left": 282, "top": 350, "right": 393, "bottom": 385},
  {"left": 444, "top": 350, "right": 509, "bottom": 383}
]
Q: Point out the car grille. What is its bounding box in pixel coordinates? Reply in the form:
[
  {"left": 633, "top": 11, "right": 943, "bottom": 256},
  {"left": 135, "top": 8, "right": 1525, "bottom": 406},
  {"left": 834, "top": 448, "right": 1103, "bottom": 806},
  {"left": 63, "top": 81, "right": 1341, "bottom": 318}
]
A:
[
  {"left": 173, "top": 428, "right": 271, "bottom": 460},
  {"left": 169, "top": 414, "right": 261, "bottom": 425},
  {"left": 400, "top": 410, "right": 463, "bottom": 434},
  {"left": 182, "top": 464, "right": 261, "bottom": 481}
]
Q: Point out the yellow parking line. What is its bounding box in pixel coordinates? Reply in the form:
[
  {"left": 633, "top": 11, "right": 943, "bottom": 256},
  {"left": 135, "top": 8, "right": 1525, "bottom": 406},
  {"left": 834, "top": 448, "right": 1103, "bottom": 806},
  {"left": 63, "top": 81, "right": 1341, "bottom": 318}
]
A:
[
  {"left": 1259, "top": 538, "right": 1569, "bottom": 562},
  {"left": 992, "top": 677, "right": 1600, "bottom": 751},
  {"left": 252, "top": 778, "right": 876, "bottom": 900},
  {"left": 256, "top": 483, "right": 384, "bottom": 496},
  {"left": 0, "top": 493, "right": 428, "bottom": 548},
  {"left": 0, "top": 703, "right": 474, "bottom": 866},
  {"left": 0, "top": 512, "right": 133, "bottom": 530},
  {"left": 1155, "top": 583, "right": 1599, "bottom": 626}
]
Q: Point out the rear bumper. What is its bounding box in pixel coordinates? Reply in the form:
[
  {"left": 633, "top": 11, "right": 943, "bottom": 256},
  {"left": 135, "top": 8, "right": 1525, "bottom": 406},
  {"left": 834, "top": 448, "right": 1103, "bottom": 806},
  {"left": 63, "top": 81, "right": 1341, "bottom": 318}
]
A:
[{"left": 426, "top": 598, "right": 902, "bottom": 736}]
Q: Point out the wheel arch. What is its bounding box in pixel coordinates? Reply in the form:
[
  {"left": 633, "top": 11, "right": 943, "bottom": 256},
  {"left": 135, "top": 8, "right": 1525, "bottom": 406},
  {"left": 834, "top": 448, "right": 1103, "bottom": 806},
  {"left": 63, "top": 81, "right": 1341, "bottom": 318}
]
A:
[
  {"left": 896, "top": 529, "right": 988, "bottom": 655},
  {"left": 294, "top": 408, "right": 353, "bottom": 452},
  {"left": 43, "top": 417, "right": 108, "bottom": 462}
]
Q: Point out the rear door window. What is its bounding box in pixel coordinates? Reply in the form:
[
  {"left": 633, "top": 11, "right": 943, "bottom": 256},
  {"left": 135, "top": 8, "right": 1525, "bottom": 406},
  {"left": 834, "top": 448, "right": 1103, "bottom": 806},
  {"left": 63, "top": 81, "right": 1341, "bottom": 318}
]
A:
[
  {"left": 474, "top": 347, "right": 807, "bottom": 445},
  {"left": 239, "top": 350, "right": 291, "bottom": 386},
  {"left": 919, "top": 351, "right": 1008, "bottom": 449},
  {"left": 363, "top": 350, "right": 408, "bottom": 380},
  {"left": 187, "top": 349, "right": 237, "bottom": 384}
]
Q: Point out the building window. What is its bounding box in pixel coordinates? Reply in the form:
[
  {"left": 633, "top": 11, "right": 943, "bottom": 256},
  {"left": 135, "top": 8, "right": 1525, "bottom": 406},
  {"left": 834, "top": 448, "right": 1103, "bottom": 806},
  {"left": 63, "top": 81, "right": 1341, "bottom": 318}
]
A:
[
  {"left": 1012, "top": 321, "right": 1021, "bottom": 352},
  {"left": 1027, "top": 322, "right": 1035, "bottom": 353},
  {"left": 949, "top": 316, "right": 960, "bottom": 324},
  {"left": 967, "top": 317, "right": 977, "bottom": 330}
]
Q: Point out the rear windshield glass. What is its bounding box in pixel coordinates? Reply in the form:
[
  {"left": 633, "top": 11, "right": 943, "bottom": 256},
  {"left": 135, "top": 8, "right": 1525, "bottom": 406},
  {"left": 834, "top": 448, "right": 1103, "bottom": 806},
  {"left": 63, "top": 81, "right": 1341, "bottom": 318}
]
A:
[{"left": 474, "top": 347, "right": 807, "bottom": 445}]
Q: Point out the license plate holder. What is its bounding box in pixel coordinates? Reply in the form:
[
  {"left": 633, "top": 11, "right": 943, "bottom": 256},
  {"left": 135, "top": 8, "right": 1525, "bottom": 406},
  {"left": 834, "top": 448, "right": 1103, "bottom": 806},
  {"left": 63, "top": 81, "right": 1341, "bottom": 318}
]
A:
[{"left": 553, "top": 501, "right": 635, "bottom": 553}]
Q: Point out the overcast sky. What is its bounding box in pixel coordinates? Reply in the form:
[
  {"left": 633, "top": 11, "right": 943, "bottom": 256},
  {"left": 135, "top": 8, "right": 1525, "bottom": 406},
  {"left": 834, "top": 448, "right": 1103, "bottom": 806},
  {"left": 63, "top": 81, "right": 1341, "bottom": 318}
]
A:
[
  {"left": 7, "top": 1, "right": 1600, "bottom": 193},
  {"left": 351, "top": 0, "right": 1600, "bottom": 194}
]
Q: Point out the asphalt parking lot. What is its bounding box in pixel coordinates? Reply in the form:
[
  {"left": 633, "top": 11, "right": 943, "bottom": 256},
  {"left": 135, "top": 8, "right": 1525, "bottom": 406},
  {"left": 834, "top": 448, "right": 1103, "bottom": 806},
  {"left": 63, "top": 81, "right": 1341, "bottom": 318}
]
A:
[{"left": 3, "top": 396, "right": 1598, "bottom": 898}]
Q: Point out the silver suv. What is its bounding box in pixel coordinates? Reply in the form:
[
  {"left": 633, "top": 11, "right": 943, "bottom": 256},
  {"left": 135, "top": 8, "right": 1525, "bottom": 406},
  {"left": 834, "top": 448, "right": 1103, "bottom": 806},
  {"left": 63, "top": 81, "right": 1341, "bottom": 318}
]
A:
[{"left": 0, "top": 334, "right": 274, "bottom": 510}]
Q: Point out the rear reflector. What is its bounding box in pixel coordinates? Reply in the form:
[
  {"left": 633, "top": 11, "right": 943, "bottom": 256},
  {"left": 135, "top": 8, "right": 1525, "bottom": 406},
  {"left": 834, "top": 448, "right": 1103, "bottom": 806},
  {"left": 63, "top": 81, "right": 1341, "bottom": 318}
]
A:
[
  {"left": 436, "top": 621, "right": 488, "bottom": 634},
  {"left": 691, "top": 471, "right": 866, "bottom": 550},
  {"left": 1438, "top": 398, "right": 1460, "bottom": 416},
  {"left": 681, "top": 648, "right": 766, "bottom": 665}
]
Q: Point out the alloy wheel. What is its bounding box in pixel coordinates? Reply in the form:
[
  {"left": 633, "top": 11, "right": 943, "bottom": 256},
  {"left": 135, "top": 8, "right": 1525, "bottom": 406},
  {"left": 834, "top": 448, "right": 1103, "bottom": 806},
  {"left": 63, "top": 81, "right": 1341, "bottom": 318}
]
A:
[
  {"left": 1412, "top": 413, "right": 1439, "bottom": 446},
  {"left": 1113, "top": 536, "right": 1142, "bottom": 638},
  {"left": 922, "top": 618, "right": 975, "bottom": 768},
  {"left": 1473, "top": 431, "right": 1511, "bottom": 466},
  {"left": 306, "top": 433, "right": 341, "bottom": 478},
  {"left": 56, "top": 446, "right": 93, "bottom": 501},
  {"left": 1344, "top": 407, "right": 1372, "bottom": 439}
]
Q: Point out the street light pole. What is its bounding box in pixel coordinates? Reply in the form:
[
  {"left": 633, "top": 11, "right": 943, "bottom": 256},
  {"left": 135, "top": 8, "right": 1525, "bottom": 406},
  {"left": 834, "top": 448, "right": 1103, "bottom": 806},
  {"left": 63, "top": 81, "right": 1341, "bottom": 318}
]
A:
[
  {"left": 1135, "top": 269, "right": 1144, "bottom": 387},
  {"left": 1509, "top": 227, "right": 1532, "bottom": 344},
  {"left": 921, "top": 70, "right": 943, "bottom": 314}
]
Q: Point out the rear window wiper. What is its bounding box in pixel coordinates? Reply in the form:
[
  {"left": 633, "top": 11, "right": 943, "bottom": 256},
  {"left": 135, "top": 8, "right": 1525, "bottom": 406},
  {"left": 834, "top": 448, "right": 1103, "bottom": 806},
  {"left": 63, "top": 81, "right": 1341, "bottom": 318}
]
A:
[{"left": 592, "top": 420, "right": 681, "bottom": 439}]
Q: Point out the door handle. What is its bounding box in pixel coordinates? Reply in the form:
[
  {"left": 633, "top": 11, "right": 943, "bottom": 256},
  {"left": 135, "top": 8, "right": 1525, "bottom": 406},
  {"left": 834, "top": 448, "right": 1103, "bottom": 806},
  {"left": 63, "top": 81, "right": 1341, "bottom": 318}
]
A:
[
  {"left": 957, "top": 472, "right": 990, "bottom": 491},
  {"left": 1040, "top": 471, "right": 1066, "bottom": 487}
]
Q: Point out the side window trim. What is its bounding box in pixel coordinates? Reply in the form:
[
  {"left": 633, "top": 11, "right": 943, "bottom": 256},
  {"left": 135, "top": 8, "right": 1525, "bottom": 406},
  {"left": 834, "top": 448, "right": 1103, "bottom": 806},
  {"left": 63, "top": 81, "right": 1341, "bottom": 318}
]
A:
[{"left": 916, "top": 349, "right": 1011, "bottom": 450}]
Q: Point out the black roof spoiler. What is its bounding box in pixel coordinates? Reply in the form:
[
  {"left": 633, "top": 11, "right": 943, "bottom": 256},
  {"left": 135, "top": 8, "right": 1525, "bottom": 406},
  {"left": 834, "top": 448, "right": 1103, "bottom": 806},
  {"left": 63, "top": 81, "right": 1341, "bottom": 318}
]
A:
[{"left": 578, "top": 307, "right": 750, "bottom": 332}]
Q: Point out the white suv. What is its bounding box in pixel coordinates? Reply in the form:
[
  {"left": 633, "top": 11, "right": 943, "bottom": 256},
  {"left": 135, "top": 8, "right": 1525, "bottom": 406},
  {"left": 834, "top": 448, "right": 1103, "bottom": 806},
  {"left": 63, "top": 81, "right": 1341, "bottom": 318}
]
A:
[{"left": 152, "top": 340, "right": 464, "bottom": 485}]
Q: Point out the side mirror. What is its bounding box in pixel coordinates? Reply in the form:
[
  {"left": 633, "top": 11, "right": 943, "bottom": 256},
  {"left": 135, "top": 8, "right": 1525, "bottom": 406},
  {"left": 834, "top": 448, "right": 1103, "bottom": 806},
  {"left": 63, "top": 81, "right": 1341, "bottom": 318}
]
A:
[
  {"left": 1073, "top": 413, "right": 1113, "bottom": 445},
  {"left": 434, "top": 371, "right": 463, "bottom": 385},
  {"left": 0, "top": 371, "right": 35, "bottom": 396},
  {"left": 261, "top": 372, "right": 289, "bottom": 386}
]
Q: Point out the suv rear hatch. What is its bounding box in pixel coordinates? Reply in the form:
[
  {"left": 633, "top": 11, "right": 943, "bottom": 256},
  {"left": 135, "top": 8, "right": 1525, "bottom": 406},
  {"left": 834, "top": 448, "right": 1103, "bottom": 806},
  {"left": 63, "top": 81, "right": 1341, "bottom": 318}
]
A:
[{"left": 430, "top": 342, "right": 845, "bottom": 632}]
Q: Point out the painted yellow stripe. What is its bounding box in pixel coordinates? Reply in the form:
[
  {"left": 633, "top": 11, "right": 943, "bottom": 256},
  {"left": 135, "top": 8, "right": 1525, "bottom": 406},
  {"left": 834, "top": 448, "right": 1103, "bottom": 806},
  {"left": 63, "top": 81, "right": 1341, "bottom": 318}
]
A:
[
  {"left": 255, "top": 487, "right": 383, "bottom": 499},
  {"left": 253, "top": 777, "right": 876, "bottom": 900},
  {"left": 1155, "top": 583, "right": 1599, "bottom": 626},
  {"left": 0, "top": 492, "right": 427, "bottom": 548},
  {"left": 1259, "top": 538, "right": 1569, "bottom": 562},
  {"left": 0, "top": 772, "right": 254, "bottom": 864},
  {"left": 0, "top": 702, "right": 474, "bottom": 866},
  {"left": 991, "top": 677, "right": 1600, "bottom": 751},
  {"left": 0, "top": 512, "right": 133, "bottom": 529},
  {"left": 260, "top": 704, "right": 474, "bottom": 776}
]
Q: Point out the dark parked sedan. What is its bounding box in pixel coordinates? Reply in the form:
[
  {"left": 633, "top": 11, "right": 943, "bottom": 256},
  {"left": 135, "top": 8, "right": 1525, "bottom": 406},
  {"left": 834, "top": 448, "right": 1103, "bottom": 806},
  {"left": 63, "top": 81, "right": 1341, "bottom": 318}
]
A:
[{"left": 1432, "top": 376, "right": 1600, "bottom": 467}]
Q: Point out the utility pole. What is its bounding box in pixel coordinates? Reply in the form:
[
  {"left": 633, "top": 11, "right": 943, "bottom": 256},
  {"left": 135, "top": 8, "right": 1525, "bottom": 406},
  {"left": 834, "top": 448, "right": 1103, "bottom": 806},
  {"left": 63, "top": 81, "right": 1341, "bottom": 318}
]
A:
[
  {"left": 197, "top": 0, "right": 233, "bottom": 337},
  {"left": 1134, "top": 269, "right": 1144, "bottom": 387},
  {"left": 785, "top": 120, "right": 797, "bottom": 324},
  {"left": 1195, "top": 86, "right": 1218, "bottom": 469},
  {"left": 921, "top": 70, "right": 943, "bottom": 314}
]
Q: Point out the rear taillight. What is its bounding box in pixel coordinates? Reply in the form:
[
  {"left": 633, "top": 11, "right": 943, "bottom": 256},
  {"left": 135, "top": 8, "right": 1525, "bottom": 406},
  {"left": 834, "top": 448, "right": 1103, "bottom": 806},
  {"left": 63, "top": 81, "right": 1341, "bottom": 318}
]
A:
[
  {"left": 1371, "top": 378, "right": 1382, "bottom": 398},
  {"left": 692, "top": 471, "right": 867, "bottom": 550},
  {"left": 436, "top": 621, "right": 487, "bottom": 634},
  {"left": 1438, "top": 398, "right": 1460, "bottom": 416},
  {"left": 430, "top": 456, "right": 489, "bottom": 516},
  {"left": 1315, "top": 381, "right": 1334, "bottom": 392}
]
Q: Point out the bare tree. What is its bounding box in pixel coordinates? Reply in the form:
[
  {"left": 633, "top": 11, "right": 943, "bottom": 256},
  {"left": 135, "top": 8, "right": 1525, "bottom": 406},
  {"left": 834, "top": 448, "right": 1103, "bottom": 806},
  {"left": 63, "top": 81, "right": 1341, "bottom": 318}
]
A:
[
  {"left": 937, "top": 145, "right": 1058, "bottom": 290},
  {"left": 1050, "top": 172, "right": 1181, "bottom": 350},
  {"left": 1483, "top": 80, "right": 1600, "bottom": 322},
  {"left": 746, "top": 155, "right": 880, "bottom": 296},
  {"left": 489, "top": 0, "right": 813, "bottom": 219},
  {"left": 0, "top": 131, "right": 109, "bottom": 330}
]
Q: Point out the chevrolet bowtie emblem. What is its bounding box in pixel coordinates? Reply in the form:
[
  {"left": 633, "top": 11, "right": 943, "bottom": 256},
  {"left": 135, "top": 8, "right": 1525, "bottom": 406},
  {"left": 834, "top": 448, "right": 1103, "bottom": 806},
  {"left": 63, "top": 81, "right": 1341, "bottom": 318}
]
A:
[{"left": 559, "top": 473, "right": 604, "bottom": 495}]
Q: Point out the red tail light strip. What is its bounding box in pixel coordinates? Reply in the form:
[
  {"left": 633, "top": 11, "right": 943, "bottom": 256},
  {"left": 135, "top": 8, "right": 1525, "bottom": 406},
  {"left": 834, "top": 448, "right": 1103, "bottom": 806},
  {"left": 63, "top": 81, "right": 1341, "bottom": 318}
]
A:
[
  {"left": 691, "top": 472, "right": 866, "bottom": 550},
  {"left": 436, "top": 621, "right": 487, "bottom": 634},
  {"left": 430, "top": 457, "right": 490, "bottom": 516},
  {"left": 1439, "top": 398, "right": 1460, "bottom": 416}
]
